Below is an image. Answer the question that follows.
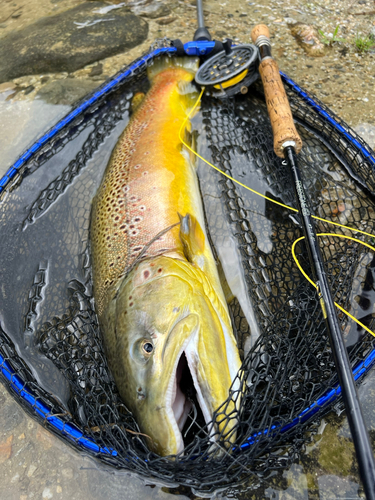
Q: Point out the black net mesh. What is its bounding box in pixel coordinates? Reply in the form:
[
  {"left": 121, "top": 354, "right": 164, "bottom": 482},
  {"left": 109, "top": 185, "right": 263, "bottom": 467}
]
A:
[{"left": 1, "top": 46, "right": 375, "bottom": 495}]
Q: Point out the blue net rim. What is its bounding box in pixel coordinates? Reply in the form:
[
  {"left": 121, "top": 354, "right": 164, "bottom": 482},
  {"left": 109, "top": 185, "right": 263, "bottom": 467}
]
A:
[{"left": 1, "top": 45, "right": 375, "bottom": 460}]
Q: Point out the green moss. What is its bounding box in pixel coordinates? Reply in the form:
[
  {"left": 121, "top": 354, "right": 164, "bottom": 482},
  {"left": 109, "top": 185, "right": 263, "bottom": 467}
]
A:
[
  {"left": 317, "top": 423, "right": 355, "bottom": 475},
  {"left": 306, "top": 472, "right": 317, "bottom": 490}
]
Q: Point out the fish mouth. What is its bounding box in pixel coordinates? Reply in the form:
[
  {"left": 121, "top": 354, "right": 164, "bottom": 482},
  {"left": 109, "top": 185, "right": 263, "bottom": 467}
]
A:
[{"left": 165, "top": 337, "right": 212, "bottom": 456}]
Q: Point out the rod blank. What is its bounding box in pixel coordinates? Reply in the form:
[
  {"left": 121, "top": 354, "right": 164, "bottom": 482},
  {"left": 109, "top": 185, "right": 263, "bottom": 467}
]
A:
[
  {"left": 251, "top": 23, "right": 375, "bottom": 500},
  {"left": 194, "top": 0, "right": 211, "bottom": 41}
]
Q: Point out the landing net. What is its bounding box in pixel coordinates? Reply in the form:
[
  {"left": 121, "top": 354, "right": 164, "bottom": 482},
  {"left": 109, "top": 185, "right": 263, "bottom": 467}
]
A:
[{"left": 1, "top": 43, "right": 375, "bottom": 495}]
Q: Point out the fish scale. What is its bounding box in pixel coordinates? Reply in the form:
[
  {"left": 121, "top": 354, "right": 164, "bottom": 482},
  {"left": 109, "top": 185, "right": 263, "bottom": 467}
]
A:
[
  {"left": 91, "top": 67, "right": 199, "bottom": 316},
  {"left": 89, "top": 57, "right": 242, "bottom": 456}
]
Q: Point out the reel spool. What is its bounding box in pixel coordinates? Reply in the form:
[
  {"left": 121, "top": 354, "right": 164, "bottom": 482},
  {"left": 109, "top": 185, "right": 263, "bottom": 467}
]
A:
[{"left": 195, "top": 40, "right": 259, "bottom": 97}]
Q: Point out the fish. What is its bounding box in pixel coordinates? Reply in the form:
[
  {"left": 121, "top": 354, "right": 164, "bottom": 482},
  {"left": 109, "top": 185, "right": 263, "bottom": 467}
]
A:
[{"left": 90, "top": 57, "right": 242, "bottom": 457}]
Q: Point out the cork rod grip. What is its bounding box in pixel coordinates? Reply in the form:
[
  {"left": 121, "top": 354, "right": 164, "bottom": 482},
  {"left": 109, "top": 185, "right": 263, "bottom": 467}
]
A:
[{"left": 251, "top": 25, "right": 302, "bottom": 158}]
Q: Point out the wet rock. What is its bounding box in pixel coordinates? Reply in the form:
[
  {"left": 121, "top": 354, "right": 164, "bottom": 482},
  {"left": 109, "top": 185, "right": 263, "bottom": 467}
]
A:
[
  {"left": 36, "top": 79, "right": 100, "bottom": 105},
  {"left": 289, "top": 23, "right": 326, "bottom": 57},
  {"left": 89, "top": 63, "right": 103, "bottom": 77},
  {"left": 265, "top": 464, "right": 309, "bottom": 500},
  {"left": 24, "top": 85, "right": 35, "bottom": 96},
  {"left": 86, "top": 467, "right": 157, "bottom": 500},
  {"left": 318, "top": 476, "right": 361, "bottom": 500},
  {"left": 0, "top": 2, "right": 148, "bottom": 84},
  {"left": 131, "top": 1, "right": 171, "bottom": 18},
  {"left": 0, "top": 82, "right": 16, "bottom": 93}
]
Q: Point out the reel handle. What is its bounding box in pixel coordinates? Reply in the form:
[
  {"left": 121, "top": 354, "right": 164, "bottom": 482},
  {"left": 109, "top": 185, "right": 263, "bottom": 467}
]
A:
[{"left": 251, "top": 24, "right": 302, "bottom": 158}]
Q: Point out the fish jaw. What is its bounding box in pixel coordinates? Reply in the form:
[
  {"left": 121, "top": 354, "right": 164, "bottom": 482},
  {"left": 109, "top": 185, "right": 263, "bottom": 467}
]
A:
[
  {"left": 100, "top": 256, "right": 242, "bottom": 457},
  {"left": 184, "top": 295, "right": 240, "bottom": 449},
  {"left": 134, "top": 313, "right": 201, "bottom": 456}
]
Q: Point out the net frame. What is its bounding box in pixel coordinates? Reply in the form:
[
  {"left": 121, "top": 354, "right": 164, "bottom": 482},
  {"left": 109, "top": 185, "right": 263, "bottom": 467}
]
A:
[{"left": 1, "top": 41, "right": 375, "bottom": 495}]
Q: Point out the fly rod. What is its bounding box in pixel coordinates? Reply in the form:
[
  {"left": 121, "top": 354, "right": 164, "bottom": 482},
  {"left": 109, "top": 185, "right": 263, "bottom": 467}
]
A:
[
  {"left": 194, "top": 0, "right": 211, "bottom": 41},
  {"left": 251, "top": 24, "right": 375, "bottom": 500}
]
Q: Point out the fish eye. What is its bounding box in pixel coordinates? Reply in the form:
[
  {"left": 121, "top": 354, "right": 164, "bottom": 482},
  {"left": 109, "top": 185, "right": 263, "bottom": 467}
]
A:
[{"left": 142, "top": 340, "right": 154, "bottom": 355}]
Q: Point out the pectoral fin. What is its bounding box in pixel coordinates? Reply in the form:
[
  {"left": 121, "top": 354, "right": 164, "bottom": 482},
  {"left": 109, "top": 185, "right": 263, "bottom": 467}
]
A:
[
  {"left": 178, "top": 213, "right": 205, "bottom": 264},
  {"left": 178, "top": 213, "right": 230, "bottom": 320}
]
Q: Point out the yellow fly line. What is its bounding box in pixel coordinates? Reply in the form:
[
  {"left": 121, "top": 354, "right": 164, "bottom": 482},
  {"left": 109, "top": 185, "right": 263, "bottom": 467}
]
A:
[{"left": 179, "top": 86, "right": 375, "bottom": 338}]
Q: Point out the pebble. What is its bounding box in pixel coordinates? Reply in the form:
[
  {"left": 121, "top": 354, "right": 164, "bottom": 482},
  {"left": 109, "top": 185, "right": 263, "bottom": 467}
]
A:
[
  {"left": 156, "top": 16, "right": 177, "bottom": 25},
  {"left": 89, "top": 63, "right": 103, "bottom": 77},
  {"left": 289, "top": 23, "right": 326, "bottom": 57},
  {"left": 27, "top": 463, "right": 37, "bottom": 477},
  {"left": 0, "top": 435, "right": 13, "bottom": 463},
  {"left": 61, "top": 467, "right": 74, "bottom": 479},
  {"left": 11, "top": 472, "right": 20, "bottom": 484},
  {"left": 42, "top": 487, "right": 54, "bottom": 500}
]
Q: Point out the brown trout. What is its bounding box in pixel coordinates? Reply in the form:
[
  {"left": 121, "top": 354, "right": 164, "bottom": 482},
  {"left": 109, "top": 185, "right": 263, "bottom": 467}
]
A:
[{"left": 90, "top": 57, "right": 242, "bottom": 457}]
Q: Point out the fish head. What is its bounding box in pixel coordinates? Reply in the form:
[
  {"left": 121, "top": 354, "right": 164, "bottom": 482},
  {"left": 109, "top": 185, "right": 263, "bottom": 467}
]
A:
[{"left": 104, "top": 256, "right": 240, "bottom": 457}]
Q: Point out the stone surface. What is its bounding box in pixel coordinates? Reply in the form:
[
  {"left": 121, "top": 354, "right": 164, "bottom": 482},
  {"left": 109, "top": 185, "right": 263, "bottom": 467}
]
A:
[
  {"left": 0, "top": 82, "right": 16, "bottom": 92},
  {"left": 0, "top": 2, "right": 148, "bottom": 83},
  {"left": 0, "top": 400, "right": 25, "bottom": 433},
  {"left": 89, "top": 63, "right": 103, "bottom": 77},
  {"left": 0, "top": 382, "right": 194, "bottom": 500},
  {"left": 131, "top": 2, "right": 171, "bottom": 19},
  {"left": 318, "top": 475, "right": 361, "bottom": 500},
  {"left": 36, "top": 78, "right": 99, "bottom": 105}
]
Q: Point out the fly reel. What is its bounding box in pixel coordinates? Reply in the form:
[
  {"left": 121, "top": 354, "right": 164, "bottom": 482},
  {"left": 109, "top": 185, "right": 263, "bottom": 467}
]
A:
[{"left": 195, "top": 40, "right": 259, "bottom": 97}]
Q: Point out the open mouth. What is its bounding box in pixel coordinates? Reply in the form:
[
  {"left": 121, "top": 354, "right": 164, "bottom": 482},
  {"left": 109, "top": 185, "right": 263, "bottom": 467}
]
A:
[
  {"left": 172, "top": 353, "right": 193, "bottom": 432},
  {"left": 169, "top": 348, "right": 212, "bottom": 454}
]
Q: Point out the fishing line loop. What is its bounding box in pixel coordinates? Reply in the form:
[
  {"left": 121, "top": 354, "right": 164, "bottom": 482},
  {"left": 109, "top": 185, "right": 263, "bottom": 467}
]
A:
[{"left": 179, "top": 87, "right": 375, "bottom": 338}]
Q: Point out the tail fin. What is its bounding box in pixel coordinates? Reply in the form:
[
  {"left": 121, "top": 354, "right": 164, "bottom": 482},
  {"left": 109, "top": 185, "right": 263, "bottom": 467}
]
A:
[{"left": 147, "top": 56, "right": 199, "bottom": 82}]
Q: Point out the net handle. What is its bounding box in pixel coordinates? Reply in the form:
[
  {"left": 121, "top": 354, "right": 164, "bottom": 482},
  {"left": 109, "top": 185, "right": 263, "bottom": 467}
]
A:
[{"left": 251, "top": 24, "right": 302, "bottom": 157}]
